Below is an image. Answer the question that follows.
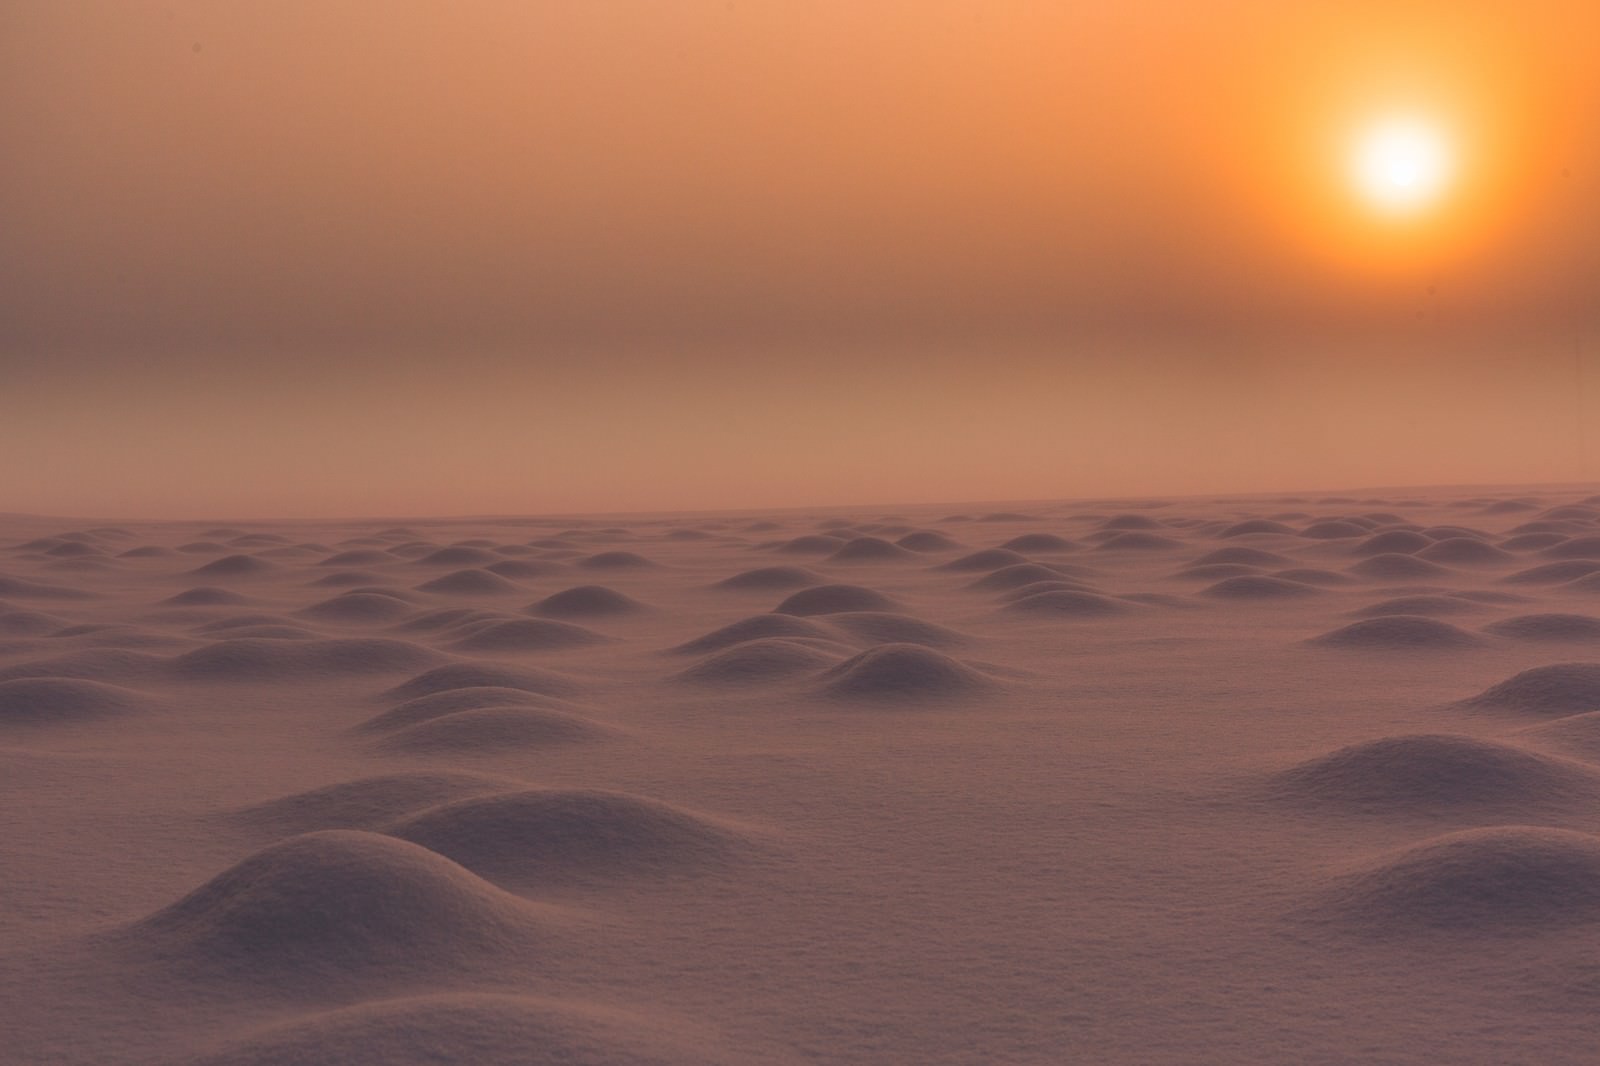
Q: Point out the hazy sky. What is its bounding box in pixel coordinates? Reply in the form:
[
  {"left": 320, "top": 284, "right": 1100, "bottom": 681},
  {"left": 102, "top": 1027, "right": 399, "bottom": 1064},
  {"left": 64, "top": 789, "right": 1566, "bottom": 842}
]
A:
[{"left": 3, "top": 1, "right": 1597, "bottom": 517}]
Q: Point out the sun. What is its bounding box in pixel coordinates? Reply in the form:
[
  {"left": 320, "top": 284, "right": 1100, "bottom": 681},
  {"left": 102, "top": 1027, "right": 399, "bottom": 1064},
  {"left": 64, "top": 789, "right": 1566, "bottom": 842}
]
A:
[{"left": 1348, "top": 115, "right": 1455, "bottom": 218}]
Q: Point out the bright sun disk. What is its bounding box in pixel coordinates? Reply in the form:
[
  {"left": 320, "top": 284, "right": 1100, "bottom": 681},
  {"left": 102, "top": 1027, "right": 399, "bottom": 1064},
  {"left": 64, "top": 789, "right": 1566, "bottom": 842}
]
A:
[{"left": 1349, "top": 116, "right": 1455, "bottom": 217}]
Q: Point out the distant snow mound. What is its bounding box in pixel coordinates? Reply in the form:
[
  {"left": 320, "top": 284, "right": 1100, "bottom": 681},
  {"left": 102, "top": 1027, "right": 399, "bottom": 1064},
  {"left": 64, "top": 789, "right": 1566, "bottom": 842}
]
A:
[
  {"left": 163, "top": 586, "right": 252, "bottom": 606},
  {"left": 1541, "top": 536, "right": 1600, "bottom": 560},
  {"left": 297, "top": 592, "right": 414, "bottom": 624},
  {"left": 669, "top": 614, "right": 834, "bottom": 655},
  {"left": 318, "top": 549, "right": 393, "bottom": 567},
  {"left": 1299, "top": 521, "right": 1367, "bottom": 540},
  {"left": 120, "top": 830, "right": 549, "bottom": 985},
  {"left": 1099, "top": 514, "right": 1163, "bottom": 530},
  {"left": 576, "top": 551, "right": 655, "bottom": 570},
  {"left": 1201, "top": 576, "right": 1320, "bottom": 600},
  {"left": 1215, "top": 519, "right": 1296, "bottom": 537},
  {"left": 1542, "top": 505, "right": 1600, "bottom": 521},
  {"left": 774, "top": 584, "right": 899, "bottom": 616},
  {"left": 998, "top": 533, "right": 1078, "bottom": 553},
  {"left": 0, "top": 648, "right": 166, "bottom": 683},
  {"left": 827, "top": 537, "right": 915, "bottom": 563},
  {"left": 1271, "top": 568, "right": 1356, "bottom": 587},
  {"left": 0, "top": 677, "right": 146, "bottom": 726},
  {"left": 938, "top": 549, "right": 1030, "bottom": 572},
  {"left": 416, "top": 546, "right": 501, "bottom": 567},
  {"left": 1351, "top": 531, "right": 1430, "bottom": 556},
  {"left": 896, "top": 531, "right": 962, "bottom": 552},
  {"left": 384, "top": 788, "right": 754, "bottom": 885},
  {"left": 815, "top": 644, "right": 993, "bottom": 701},
  {"left": 1003, "top": 590, "right": 1127, "bottom": 617},
  {"left": 1503, "top": 561, "right": 1600, "bottom": 585},
  {"left": 384, "top": 663, "right": 583, "bottom": 701},
  {"left": 1313, "top": 826, "right": 1600, "bottom": 933},
  {"left": 169, "top": 638, "right": 440, "bottom": 680},
  {"left": 1352, "top": 596, "right": 1479, "bottom": 618},
  {"left": 228, "top": 534, "right": 291, "bottom": 548},
  {"left": 42, "top": 541, "right": 105, "bottom": 558},
  {"left": 1417, "top": 538, "right": 1514, "bottom": 566},
  {"left": 188, "top": 555, "right": 278, "bottom": 578},
  {"left": 968, "top": 563, "right": 1070, "bottom": 591},
  {"left": 1483, "top": 498, "right": 1542, "bottom": 513},
  {"left": 1461, "top": 663, "right": 1600, "bottom": 715},
  {"left": 768, "top": 535, "right": 846, "bottom": 555},
  {"left": 530, "top": 585, "right": 645, "bottom": 618},
  {"left": 176, "top": 541, "right": 229, "bottom": 555},
  {"left": 1519, "top": 711, "right": 1600, "bottom": 759},
  {"left": 229, "top": 773, "right": 518, "bottom": 834},
  {"left": 415, "top": 569, "right": 523, "bottom": 596},
  {"left": 672, "top": 639, "right": 842, "bottom": 684},
  {"left": 825, "top": 611, "right": 968, "bottom": 648},
  {"left": 1309, "top": 617, "right": 1480, "bottom": 650},
  {"left": 996, "top": 579, "right": 1098, "bottom": 601},
  {"left": 196, "top": 624, "right": 316, "bottom": 641},
  {"left": 1093, "top": 532, "right": 1181, "bottom": 552},
  {"left": 1347, "top": 554, "right": 1452, "bottom": 580},
  {"left": 391, "top": 607, "right": 510, "bottom": 634},
  {"left": 1173, "top": 564, "right": 1259, "bottom": 581},
  {"left": 358, "top": 686, "right": 575, "bottom": 733},
  {"left": 375, "top": 707, "right": 615, "bottom": 754},
  {"left": 310, "top": 570, "right": 385, "bottom": 587},
  {"left": 1191, "top": 547, "right": 1291, "bottom": 566},
  {"left": 1268, "top": 734, "right": 1598, "bottom": 815},
  {"left": 449, "top": 619, "right": 607, "bottom": 653},
  {"left": 1498, "top": 533, "right": 1567, "bottom": 551},
  {"left": 485, "top": 559, "right": 564, "bottom": 580},
  {"left": 1484, "top": 614, "right": 1600, "bottom": 641},
  {"left": 713, "top": 567, "right": 822, "bottom": 591},
  {"left": 0, "top": 574, "right": 94, "bottom": 599}
]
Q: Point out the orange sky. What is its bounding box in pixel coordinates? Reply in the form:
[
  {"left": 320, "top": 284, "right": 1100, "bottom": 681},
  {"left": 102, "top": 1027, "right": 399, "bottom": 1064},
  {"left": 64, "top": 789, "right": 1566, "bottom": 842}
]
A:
[{"left": 1, "top": 1, "right": 1597, "bottom": 517}]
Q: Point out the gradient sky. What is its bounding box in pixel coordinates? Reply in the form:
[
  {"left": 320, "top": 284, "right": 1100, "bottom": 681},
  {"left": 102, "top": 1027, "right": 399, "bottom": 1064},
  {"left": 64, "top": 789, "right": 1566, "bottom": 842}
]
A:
[{"left": 3, "top": 1, "right": 1597, "bottom": 517}]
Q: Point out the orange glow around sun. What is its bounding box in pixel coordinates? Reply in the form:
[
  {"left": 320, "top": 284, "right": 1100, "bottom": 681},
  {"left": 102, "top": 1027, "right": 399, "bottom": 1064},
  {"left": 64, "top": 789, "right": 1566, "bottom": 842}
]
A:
[
  {"left": 1212, "top": 9, "right": 1561, "bottom": 285},
  {"left": 1312, "top": 91, "right": 1507, "bottom": 276}
]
